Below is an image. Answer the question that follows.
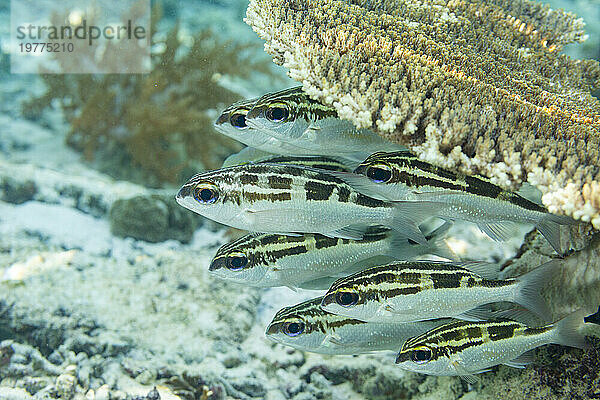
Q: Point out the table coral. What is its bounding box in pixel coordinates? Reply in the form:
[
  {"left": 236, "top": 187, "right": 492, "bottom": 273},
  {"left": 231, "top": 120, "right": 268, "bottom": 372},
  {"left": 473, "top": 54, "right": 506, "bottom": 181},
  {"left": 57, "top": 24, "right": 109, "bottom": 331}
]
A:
[{"left": 245, "top": 0, "right": 600, "bottom": 228}]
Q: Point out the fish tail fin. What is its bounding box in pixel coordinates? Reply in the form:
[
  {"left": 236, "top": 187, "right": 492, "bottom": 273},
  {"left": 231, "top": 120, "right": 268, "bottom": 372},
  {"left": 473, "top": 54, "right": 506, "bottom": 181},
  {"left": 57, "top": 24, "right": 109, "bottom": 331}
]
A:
[
  {"left": 553, "top": 309, "right": 592, "bottom": 350},
  {"left": 536, "top": 213, "right": 575, "bottom": 255},
  {"left": 386, "top": 221, "right": 456, "bottom": 260},
  {"left": 514, "top": 260, "right": 561, "bottom": 321},
  {"left": 423, "top": 221, "right": 457, "bottom": 260},
  {"left": 390, "top": 201, "right": 441, "bottom": 245}
]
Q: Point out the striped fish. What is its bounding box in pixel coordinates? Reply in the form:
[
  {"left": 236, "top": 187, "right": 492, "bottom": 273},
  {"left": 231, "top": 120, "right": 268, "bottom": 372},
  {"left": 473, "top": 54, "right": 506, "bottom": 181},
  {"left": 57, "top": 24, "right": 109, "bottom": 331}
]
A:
[
  {"left": 353, "top": 151, "right": 575, "bottom": 254},
  {"left": 176, "top": 163, "right": 439, "bottom": 242},
  {"left": 245, "top": 87, "right": 404, "bottom": 161},
  {"left": 209, "top": 223, "right": 455, "bottom": 289},
  {"left": 266, "top": 296, "right": 453, "bottom": 355},
  {"left": 320, "top": 260, "right": 559, "bottom": 323},
  {"left": 214, "top": 96, "right": 313, "bottom": 155},
  {"left": 395, "top": 310, "right": 590, "bottom": 381}
]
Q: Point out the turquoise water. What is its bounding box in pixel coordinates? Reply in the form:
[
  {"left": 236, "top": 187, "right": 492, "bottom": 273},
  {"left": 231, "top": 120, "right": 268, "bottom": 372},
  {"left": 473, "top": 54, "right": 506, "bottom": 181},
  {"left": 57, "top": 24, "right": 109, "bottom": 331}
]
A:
[{"left": 0, "top": 1, "right": 599, "bottom": 399}]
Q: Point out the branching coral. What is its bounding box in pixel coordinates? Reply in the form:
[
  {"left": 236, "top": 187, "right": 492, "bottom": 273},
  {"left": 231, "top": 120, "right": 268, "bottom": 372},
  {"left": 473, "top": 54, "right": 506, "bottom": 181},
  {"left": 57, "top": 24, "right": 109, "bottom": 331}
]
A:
[
  {"left": 24, "top": 8, "right": 274, "bottom": 185},
  {"left": 245, "top": 0, "right": 600, "bottom": 228}
]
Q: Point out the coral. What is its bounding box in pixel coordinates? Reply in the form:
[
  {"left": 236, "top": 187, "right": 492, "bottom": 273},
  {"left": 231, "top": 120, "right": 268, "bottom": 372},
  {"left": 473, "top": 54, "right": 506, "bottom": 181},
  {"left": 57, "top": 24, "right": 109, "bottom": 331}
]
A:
[
  {"left": 24, "top": 7, "right": 275, "bottom": 186},
  {"left": 245, "top": 0, "right": 600, "bottom": 227}
]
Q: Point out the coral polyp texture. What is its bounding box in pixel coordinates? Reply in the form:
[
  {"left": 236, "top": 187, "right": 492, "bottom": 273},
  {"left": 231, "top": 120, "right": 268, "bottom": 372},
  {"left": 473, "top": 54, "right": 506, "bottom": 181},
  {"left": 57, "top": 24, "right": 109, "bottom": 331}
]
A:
[{"left": 245, "top": 0, "right": 600, "bottom": 228}]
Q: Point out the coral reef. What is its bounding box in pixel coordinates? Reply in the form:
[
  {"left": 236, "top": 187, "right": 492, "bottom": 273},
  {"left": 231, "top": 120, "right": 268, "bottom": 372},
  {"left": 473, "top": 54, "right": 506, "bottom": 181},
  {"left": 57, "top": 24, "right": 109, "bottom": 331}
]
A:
[
  {"left": 23, "top": 8, "right": 275, "bottom": 186},
  {"left": 245, "top": 0, "right": 600, "bottom": 228}
]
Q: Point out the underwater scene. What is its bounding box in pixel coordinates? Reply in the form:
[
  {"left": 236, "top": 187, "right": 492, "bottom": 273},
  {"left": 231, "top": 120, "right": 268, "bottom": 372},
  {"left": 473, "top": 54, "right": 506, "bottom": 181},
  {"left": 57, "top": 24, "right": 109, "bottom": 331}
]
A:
[{"left": 1, "top": 0, "right": 600, "bottom": 399}]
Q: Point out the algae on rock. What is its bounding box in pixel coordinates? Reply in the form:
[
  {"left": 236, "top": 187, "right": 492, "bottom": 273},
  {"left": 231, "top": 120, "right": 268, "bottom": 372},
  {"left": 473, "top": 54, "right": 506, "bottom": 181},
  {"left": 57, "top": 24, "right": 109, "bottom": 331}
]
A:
[{"left": 245, "top": 0, "right": 600, "bottom": 228}]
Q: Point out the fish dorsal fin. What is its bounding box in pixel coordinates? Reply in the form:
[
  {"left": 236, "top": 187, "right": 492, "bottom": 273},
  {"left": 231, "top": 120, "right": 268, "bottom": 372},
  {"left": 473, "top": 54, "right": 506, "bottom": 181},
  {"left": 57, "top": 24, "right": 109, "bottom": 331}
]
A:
[
  {"left": 477, "top": 221, "right": 519, "bottom": 242},
  {"left": 503, "top": 350, "right": 535, "bottom": 369},
  {"left": 453, "top": 261, "right": 500, "bottom": 280}
]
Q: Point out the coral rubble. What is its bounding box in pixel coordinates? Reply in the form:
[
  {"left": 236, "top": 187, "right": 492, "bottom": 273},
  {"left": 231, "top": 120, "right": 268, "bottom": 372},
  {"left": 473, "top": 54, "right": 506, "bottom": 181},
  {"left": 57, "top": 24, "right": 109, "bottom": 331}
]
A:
[{"left": 245, "top": 0, "right": 600, "bottom": 228}]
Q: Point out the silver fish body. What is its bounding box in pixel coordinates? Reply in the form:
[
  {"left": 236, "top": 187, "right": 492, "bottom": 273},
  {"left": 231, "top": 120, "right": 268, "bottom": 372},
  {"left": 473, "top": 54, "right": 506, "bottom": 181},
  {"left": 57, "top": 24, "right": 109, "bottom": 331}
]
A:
[
  {"left": 266, "top": 297, "right": 453, "bottom": 355},
  {"left": 176, "top": 163, "right": 434, "bottom": 242},
  {"left": 209, "top": 223, "right": 455, "bottom": 288},
  {"left": 320, "top": 260, "right": 557, "bottom": 323},
  {"left": 354, "top": 151, "right": 574, "bottom": 253},
  {"left": 395, "top": 310, "right": 590, "bottom": 379},
  {"left": 245, "top": 87, "right": 404, "bottom": 161}
]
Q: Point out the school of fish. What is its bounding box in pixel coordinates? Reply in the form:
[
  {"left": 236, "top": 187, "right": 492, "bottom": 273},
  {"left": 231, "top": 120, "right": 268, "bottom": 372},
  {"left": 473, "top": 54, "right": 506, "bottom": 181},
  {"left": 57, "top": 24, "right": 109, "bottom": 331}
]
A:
[{"left": 176, "top": 86, "right": 592, "bottom": 382}]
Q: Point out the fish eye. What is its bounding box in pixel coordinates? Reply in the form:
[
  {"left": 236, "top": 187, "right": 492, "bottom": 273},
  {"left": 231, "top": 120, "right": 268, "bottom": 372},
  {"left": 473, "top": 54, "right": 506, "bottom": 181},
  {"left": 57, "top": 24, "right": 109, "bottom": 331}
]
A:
[
  {"left": 365, "top": 164, "right": 392, "bottom": 183},
  {"left": 335, "top": 290, "right": 359, "bottom": 307},
  {"left": 229, "top": 112, "right": 248, "bottom": 129},
  {"left": 193, "top": 184, "right": 219, "bottom": 204},
  {"left": 265, "top": 104, "right": 290, "bottom": 122},
  {"left": 411, "top": 346, "right": 432, "bottom": 364},
  {"left": 226, "top": 253, "right": 248, "bottom": 271},
  {"left": 283, "top": 320, "right": 304, "bottom": 337}
]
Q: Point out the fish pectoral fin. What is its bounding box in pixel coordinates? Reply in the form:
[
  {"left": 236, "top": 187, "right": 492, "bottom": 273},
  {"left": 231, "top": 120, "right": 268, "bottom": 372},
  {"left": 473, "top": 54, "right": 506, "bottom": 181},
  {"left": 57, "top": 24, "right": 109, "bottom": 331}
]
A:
[
  {"left": 284, "top": 285, "right": 298, "bottom": 292},
  {"left": 324, "top": 333, "right": 343, "bottom": 346},
  {"left": 503, "top": 351, "right": 534, "bottom": 369},
  {"left": 477, "top": 221, "right": 519, "bottom": 242},
  {"left": 381, "top": 302, "right": 415, "bottom": 316},
  {"left": 324, "top": 225, "right": 369, "bottom": 240},
  {"left": 244, "top": 209, "right": 302, "bottom": 232},
  {"left": 451, "top": 360, "right": 480, "bottom": 384},
  {"left": 456, "top": 305, "right": 496, "bottom": 322}
]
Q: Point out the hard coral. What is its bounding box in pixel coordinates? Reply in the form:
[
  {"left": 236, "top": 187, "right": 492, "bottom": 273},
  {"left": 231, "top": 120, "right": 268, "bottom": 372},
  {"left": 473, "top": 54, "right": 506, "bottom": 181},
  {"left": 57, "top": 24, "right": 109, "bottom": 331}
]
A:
[
  {"left": 25, "top": 10, "right": 273, "bottom": 185},
  {"left": 246, "top": 0, "right": 600, "bottom": 227}
]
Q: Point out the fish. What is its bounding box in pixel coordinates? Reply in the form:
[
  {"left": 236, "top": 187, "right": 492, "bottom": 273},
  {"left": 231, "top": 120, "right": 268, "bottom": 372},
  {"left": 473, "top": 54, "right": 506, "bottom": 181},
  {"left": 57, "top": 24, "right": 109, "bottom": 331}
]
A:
[
  {"left": 320, "top": 260, "right": 559, "bottom": 323},
  {"left": 208, "top": 222, "right": 455, "bottom": 289},
  {"left": 214, "top": 96, "right": 314, "bottom": 155},
  {"left": 176, "top": 163, "right": 440, "bottom": 242},
  {"left": 222, "top": 149, "right": 357, "bottom": 172},
  {"left": 266, "top": 296, "right": 454, "bottom": 355},
  {"left": 245, "top": 86, "right": 404, "bottom": 161},
  {"left": 352, "top": 151, "right": 575, "bottom": 254},
  {"left": 394, "top": 309, "right": 591, "bottom": 382}
]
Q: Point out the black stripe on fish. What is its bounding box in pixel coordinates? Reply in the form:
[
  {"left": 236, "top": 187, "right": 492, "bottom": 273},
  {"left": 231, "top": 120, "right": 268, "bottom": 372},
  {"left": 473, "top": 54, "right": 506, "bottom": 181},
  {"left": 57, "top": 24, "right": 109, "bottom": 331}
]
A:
[
  {"left": 305, "top": 180, "right": 335, "bottom": 201},
  {"left": 267, "top": 175, "right": 293, "bottom": 190}
]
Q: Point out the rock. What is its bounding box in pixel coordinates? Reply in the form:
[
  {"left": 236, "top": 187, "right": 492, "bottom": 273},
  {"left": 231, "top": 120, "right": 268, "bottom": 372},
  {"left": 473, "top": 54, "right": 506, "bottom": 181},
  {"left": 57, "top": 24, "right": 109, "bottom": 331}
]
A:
[
  {"left": 0, "top": 176, "right": 37, "bottom": 204},
  {"left": 109, "top": 194, "right": 201, "bottom": 243},
  {"left": 230, "top": 376, "right": 267, "bottom": 397}
]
